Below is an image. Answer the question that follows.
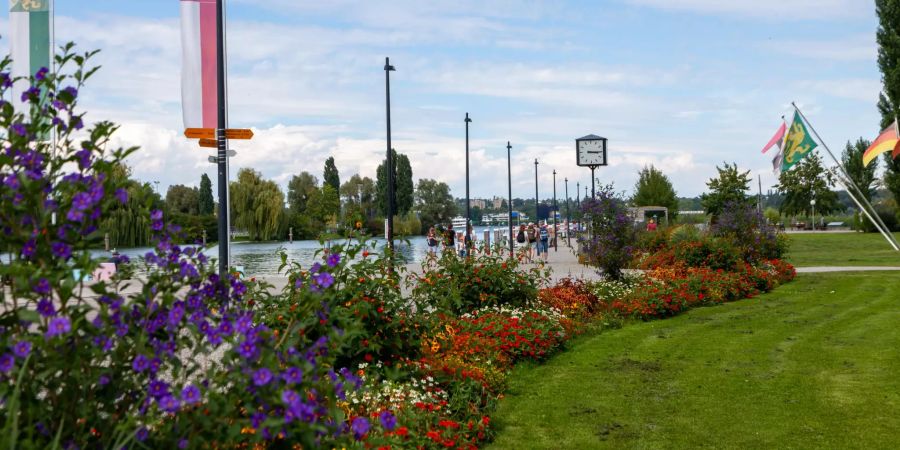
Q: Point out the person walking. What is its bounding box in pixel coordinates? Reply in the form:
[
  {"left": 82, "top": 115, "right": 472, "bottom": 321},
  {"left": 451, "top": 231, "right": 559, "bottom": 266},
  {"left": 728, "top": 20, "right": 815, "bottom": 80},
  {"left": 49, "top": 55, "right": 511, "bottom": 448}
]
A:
[
  {"left": 463, "top": 223, "right": 476, "bottom": 257},
  {"left": 516, "top": 224, "right": 528, "bottom": 261},
  {"left": 538, "top": 221, "right": 550, "bottom": 262},
  {"left": 426, "top": 226, "right": 439, "bottom": 256},
  {"left": 526, "top": 223, "right": 538, "bottom": 262},
  {"left": 444, "top": 223, "right": 456, "bottom": 254}
]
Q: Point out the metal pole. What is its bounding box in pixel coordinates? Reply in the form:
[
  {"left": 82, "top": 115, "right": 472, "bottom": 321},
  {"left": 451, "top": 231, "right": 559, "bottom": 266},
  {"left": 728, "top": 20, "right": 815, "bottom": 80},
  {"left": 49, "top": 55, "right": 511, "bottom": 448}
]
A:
[
  {"left": 534, "top": 159, "right": 539, "bottom": 223},
  {"left": 465, "top": 112, "right": 472, "bottom": 251},
  {"left": 591, "top": 166, "right": 596, "bottom": 200},
  {"left": 565, "top": 177, "right": 570, "bottom": 247},
  {"left": 384, "top": 57, "right": 396, "bottom": 262},
  {"left": 215, "top": 0, "right": 230, "bottom": 284},
  {"left": 552, "top": 169, "right": 557, "bottom": 251},
  {"left": 507, "top": 141, "right": 513, "bottom": 258},
  {"left": 576, "top": 181, "right": 580, "bottom": 207}
]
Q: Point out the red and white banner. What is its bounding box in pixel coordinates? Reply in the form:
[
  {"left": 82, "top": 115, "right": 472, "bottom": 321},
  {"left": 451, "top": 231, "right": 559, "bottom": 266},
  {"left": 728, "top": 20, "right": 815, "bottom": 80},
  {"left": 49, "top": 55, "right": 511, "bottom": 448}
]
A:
[{"left": 180, "top": 0, "right": 218, "bottom": 129}]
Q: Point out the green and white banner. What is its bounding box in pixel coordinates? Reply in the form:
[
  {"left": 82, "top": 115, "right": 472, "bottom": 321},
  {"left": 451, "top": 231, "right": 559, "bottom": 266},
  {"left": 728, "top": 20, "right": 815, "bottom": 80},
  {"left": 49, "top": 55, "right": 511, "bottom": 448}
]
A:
[{"left": 9, "top": 0, "right": 51, "bottom": 110}]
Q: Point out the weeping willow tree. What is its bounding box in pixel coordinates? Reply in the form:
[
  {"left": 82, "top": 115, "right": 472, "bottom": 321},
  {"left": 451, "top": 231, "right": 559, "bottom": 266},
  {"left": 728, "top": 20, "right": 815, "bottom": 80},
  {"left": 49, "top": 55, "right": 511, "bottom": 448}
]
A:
[
  {"left": 230, "top": 168, "right": 284, "bottom": 241},
  {"left": 101, "top": 164, "right": 164, "bottom": 247}
]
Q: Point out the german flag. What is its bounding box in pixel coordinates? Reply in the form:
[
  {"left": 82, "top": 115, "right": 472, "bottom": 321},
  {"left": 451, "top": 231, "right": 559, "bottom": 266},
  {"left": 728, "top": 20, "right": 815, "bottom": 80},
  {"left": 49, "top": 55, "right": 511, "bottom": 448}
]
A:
[{"left": 863, "top": 121, "right": 900, "bottom": 167}]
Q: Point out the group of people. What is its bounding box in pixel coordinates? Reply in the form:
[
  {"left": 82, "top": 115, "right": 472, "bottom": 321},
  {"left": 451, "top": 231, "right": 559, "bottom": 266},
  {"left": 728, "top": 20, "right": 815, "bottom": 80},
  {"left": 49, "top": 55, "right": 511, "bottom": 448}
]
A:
[
  {"left": 515, "top": 221, "right": 554, "bottom": 263},
  {"left": 425, "top": 223, "right": 477, "bottom": 257}
]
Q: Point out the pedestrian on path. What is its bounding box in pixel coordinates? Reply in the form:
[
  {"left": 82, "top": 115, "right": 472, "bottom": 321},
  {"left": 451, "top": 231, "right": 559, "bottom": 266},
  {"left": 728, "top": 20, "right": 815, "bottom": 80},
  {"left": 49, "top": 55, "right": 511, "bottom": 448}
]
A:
[
  {"left": 538, "top": 221, "right": 550, "bottom": 261},
  {"left": 527, "top": 223, "right": 538, "bottom": 262},
  {"left": 426, "top": 227, "right": 439, "bottom": 256},
  {"left": 444, "top": 223, "right": 456, "bottom": 254}
]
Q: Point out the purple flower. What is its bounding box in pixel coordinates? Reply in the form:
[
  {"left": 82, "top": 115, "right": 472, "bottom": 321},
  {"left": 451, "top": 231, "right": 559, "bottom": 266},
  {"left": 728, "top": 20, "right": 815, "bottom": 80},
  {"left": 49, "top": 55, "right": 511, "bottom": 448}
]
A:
[
  {"left": 22, "top": 239, "right": 36, "bottom": 258},
  {"left": 251, "top": 412, "right": 266, "bottom": 429},
  {"left": 0, "top": 72, "right": 11, "bottom": 88},
  {"left": 252, "top": 368, "right": 273, "bottom": 386},
  {"left": 235, "top": 314, "right": 253, "bottom": 334},
  {"left": 62, "top": 86, "right": 78, "bottom": 99},
  {"left": 21, "top": 86, "right": 40, "bottom": 102},
  {"left": 136, "top": 427, "right": 148, "bottom": 442},
  {"left": 33, "top": 278, "right": 51, "bottom": 295},
  {"left": 282, "top": 367, "right": 303, "bottom": 384},
  {"left": 11, "top": 123, "right": 28, "bottom": 137},
  {"left": 66, "top": 208, "right": 84, "bottom": 223},
  {"left": 310, "top": 262, "right": 322, "bottom": 274},
  {"left": 326, "top": 252, "right": 341, "bottom": 268},
  {"left": 148, "top": 379, "right": 170, "bottom": 398},
  {"left": 281, "top": 389, "right": 300, "bottom": 406},
  {"left": 181, "top": 384, "right": 201, "bottom": 405},
  {"left": 72, "top": 192, "right": 92, "bottom": 211},
  {"left": 35, "top": 67, "right": 48, "bottom": 80},
  {"left": 158, "top": 395, "right": 180, "bottom": 413},
  {"left": 115, "top": 188, "right": 128, "bottom": 204},
  {"left": 237, "top": 339, "right": 258, "bottom": 360},
  {"left": 379, "top": 411, "right": 397, "bottom": 431},
  {"left": 37, "top": 299, "right": 56, "bottom": 317},
  {"left": 132, "top": 354, "right": 150, "bottom": 372},
  {"left": 74, "top": 149, "right": 91, "bottom": 170},
  {"left": 0, "top": 353, "right": 14, "bottom": 373},
  {"left": 351, "top": 417, "right": 370, "bottom": 440},
  {"left": 178, "top": 438, "right": 189, "bottom": 449},
  {"left": 45, "top": 317, "right": 71, "bottom": 338},
  {"left": 150, "top": 210, "right": 163, "bottom": 221},
  {"left": 51, "top": 242, "right": 72, "bottom": 260},
  {"left": 12, "top": 341, "right": 31, "bottom": 359},
  {"left": 294, "top": 279, "right": 303, "bottom": 289},
  {"left": 315, "top": 272, "right": 335, "bottom": 289}
]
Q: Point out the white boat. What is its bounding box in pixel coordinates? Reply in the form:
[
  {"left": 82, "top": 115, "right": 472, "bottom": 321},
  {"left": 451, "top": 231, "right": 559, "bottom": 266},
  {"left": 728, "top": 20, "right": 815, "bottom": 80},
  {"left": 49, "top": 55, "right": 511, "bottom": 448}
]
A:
[{"left": 451, "top": 216, "right": 468, "bottom": 229}]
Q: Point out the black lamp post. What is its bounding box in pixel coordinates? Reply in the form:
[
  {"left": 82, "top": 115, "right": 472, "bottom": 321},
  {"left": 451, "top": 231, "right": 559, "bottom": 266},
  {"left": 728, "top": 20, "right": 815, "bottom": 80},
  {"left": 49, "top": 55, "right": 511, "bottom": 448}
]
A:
[
  {"left": 552, "top": 169, "right": 557, "bottom": 251},
  {"left": 507, "top": 141, "right": 513, "bottom": 258},
  {"left": 384, "top": 57, "right": 396, "bottom": 265},
  {"left": 534, "top": 159, "right": 539, "bottom": 224},
  {"left": 214, "top": 0, "right": 230, "bottom": 284},
  {"left": 565, "top": 177, "right": 570, "bottom": 247},
  {"left": 464, "top": 112, "right": 472, "bottom": 250},
  {"left": 576, "top": 181, "right": 580, "bottom": 207}
]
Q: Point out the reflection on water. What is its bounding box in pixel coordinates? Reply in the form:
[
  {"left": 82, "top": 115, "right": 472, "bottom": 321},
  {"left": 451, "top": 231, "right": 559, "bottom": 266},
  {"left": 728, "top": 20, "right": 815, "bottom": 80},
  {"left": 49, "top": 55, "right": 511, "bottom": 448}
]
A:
[{"left": 89, "top": 227, "right": 508, "bottom": 277}]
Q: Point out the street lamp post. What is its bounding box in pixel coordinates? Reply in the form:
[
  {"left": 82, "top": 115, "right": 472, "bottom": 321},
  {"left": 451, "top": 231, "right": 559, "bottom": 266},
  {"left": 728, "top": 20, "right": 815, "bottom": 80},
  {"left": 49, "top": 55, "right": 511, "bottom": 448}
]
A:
[
  {"left": 565, "top": 177, "right": 570, "bottom": 247},
  {"left": 552, "top": 169, "right": 557, "bottom": 251},
  {"left": 465, "top": 113, "right": 472, "bottom": 251},
  {"left": 384, "top": 57, "right": 396, "bottom": 269},
  {"left": 534, "top": 159, "right": 539, "bottom": 224},
  {"left": 576, "top": 181, "right": 580, "bottom": 207},
  {"left": 507, "top": 141, "right": 513, "bottom": 258}
]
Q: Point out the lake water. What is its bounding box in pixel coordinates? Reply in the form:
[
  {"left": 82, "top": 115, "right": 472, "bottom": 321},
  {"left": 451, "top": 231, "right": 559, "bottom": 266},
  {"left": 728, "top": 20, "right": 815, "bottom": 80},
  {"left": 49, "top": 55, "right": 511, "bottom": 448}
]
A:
[{"left": 94, "top": 226, "right": 511, "bottom": 276}]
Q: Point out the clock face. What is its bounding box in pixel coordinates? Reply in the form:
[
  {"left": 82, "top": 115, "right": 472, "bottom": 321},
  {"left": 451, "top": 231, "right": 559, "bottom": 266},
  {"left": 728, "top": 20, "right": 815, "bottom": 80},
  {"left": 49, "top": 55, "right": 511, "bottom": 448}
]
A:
[{"left": 577, "top": 139, "right": 606, "bottom": 166}]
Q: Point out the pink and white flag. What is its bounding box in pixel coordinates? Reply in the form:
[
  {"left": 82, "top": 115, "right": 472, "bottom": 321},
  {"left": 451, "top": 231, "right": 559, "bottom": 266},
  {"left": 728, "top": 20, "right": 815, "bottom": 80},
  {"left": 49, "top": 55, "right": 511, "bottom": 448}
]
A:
[
  {"left": 180, "top": 0, "right": 218, "bottom": 129},
  {"left": 761, "top": 120, "right": 786, "bottom": 154}
]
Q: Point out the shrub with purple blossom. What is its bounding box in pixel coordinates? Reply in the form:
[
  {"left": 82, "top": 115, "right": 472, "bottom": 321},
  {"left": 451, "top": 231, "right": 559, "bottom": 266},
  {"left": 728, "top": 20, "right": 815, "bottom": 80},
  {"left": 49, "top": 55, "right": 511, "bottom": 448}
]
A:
[
  {"left": 578, "top": 184, "right": 637, "bottom": 281},
  {"left": 711, "top": 200, "right": 788, "bottom": 263}
]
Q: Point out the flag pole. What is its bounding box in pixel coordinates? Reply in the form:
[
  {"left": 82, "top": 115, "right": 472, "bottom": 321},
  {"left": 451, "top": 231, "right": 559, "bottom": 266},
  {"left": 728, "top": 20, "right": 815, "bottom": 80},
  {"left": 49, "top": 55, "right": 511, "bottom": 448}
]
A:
[{"left": 791, "top": 102, "right": 900, "bottom": 251}]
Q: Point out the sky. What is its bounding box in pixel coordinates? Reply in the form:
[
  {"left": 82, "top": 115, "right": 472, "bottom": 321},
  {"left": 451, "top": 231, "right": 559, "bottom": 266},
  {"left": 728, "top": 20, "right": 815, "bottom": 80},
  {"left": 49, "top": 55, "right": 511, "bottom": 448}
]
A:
[{"left": 0, "top": 0, "right": 885, "bottom": 201}]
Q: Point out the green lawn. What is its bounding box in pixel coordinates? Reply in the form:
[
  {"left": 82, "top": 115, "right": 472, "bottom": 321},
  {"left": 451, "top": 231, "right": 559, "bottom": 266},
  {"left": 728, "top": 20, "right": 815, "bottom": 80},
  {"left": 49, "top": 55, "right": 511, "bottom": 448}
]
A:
[
  {"left": 786, "top": 232, "right": 900, "bottom": 267},
  {"left": 487, "top": 273, "right": 900, "bottom": 449}
]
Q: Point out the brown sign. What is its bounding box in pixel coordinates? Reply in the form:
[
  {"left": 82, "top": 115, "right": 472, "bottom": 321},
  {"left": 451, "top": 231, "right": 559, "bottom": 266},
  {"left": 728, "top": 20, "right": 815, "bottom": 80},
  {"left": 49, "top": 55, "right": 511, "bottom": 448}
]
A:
[
  {"left": 224, "top": 129, "right": 254, "bottom": 140},
  {"left": 184, "top": 128, "right": 215, "bottom": 139},
  {"left": 198, "top": 138, "right": 217, "bottom": 148}
]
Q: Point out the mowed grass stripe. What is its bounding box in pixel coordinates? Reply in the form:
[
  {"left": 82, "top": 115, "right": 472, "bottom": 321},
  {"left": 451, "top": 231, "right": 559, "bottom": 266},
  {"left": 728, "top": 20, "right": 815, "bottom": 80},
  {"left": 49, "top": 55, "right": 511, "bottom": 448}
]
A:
[
  {"left": 487, "top": 273, "right": 900, "bottom": 449},
  {"left": 786, "top": 232, "right": 900, "bottom": 267}
]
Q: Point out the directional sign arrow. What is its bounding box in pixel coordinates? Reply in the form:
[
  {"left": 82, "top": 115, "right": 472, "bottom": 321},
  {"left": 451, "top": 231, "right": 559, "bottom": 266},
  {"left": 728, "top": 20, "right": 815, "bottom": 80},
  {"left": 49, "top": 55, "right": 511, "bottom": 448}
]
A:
[
  {"left": 198, "top": 138, "right": 217, "bottom": 148},
  {"left": 184, "top": 128, "right": 215, "bottom": 139},
  {"left": 224, "top": 129, "right": 253, "bottom": 139},
  {"left": 207, "top": 150, "right": 237, "bottom": 164}
]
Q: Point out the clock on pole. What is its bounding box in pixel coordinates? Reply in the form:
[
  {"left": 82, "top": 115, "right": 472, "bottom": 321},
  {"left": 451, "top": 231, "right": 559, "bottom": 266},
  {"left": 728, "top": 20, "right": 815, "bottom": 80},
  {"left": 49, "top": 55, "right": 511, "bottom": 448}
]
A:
[{"left": 575, "top": 134, "right": 607, "bottom": 199}]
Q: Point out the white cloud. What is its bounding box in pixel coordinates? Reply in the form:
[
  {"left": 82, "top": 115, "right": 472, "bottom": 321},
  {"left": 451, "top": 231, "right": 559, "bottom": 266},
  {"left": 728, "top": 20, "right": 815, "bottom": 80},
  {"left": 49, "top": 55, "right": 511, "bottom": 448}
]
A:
[
  {"left": 765, "top": 34, "right": 876, "bottom": 62},
  {"left": 798, "top": 78, "right": 882, "bottom": 103},
  {"left": 625, "top": 0, "right": 867, "bottom": 20}
]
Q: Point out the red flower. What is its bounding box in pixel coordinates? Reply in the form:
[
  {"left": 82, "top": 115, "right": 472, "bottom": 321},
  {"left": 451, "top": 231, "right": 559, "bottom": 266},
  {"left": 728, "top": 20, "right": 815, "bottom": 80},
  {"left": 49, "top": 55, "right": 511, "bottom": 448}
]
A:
[{"left": 395, "top": 426, "right": 409, "bottom": 437}]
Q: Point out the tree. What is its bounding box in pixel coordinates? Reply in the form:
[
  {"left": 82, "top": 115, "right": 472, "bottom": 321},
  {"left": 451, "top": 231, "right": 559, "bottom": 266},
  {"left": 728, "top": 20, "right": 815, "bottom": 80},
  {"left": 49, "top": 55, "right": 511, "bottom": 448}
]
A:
[
  {"left": 323, "top": 157, "right": 340, "bottom": 193},
  {"left": 700, "top": 162, "right": 752, "bottom": 217},
  {"left": 340, "top": 175, "right": 377, "bottom": 228},
  {"left": 842, "top": 138, "right": 878, "bottom": 201},
  {"left": 579, "top": 184, "right": 635, "bottom": 280},
  {"left": 376, "top": 149, "right": 414, "bottom": 216},
  {"left": 102, "top": 163, "right": 164, "bottom": 247},
  {"left": 287, "top": 172, "right": 319, "bottom": 214},
  {"left": 631, "top": 165, "right": 678, "bottom": 219},
  {"left": 876, "top": 0, "right": 900, "bottom": 208},
  {"left": 165, "top": 184, "right": 199, "bottom": 215},
  {"left": 199, "top": 173, "right": 214, "bottom": 215},
  {"left": 395, "top": 153, "right": 414, "bottom": 214},
  {"left": 775, "top": 152, "right": 840, "bottom": 217},
  {"left": 415, "top": 178, "right": 456, "bottom": 229},
  {"left": 309, "top": 184, "right": 341, "bottom": 230},
  {"left": 230, "top": 168, "right": 284, "bottom": 241}
]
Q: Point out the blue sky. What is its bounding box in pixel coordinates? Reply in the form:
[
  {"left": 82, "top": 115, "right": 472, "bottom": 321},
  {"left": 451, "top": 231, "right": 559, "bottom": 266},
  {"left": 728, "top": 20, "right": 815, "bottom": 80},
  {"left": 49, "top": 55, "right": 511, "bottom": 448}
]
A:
[{"left": 1, "top": 0, "right": 883, "bottom": 200}]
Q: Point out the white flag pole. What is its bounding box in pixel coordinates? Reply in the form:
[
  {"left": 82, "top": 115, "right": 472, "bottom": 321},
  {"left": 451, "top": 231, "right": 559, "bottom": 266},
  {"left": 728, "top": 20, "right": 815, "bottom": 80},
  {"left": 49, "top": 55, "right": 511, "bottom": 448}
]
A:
[{"left": 792, "top": 102, "right": 900, "bottom": 251}]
